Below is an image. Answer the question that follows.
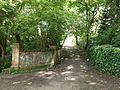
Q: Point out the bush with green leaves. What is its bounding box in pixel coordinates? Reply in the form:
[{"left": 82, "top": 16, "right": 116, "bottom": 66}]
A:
[{"left": 89, "top": 45, "right": 120, "bottom": 75}]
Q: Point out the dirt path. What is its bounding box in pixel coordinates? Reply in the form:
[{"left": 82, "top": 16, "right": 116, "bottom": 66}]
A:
[{"left": 0, "top": 47, "right": 120, "bottom": 90}]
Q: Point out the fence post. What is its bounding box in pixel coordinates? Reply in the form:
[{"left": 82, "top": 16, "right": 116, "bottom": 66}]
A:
[{"left": 11, "top": 43, "right": 20, "bottom": 69}]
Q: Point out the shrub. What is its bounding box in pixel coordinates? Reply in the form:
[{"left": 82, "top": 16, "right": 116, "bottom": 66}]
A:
[
  {"left": 88, "top": 45, "right": 120, "bottom": 76},
  {"left": 0, "top": 56, "right": 12, "bottom": 73},
  {"left": 4, "top": 56, "right": 12, "bottom": 69}
]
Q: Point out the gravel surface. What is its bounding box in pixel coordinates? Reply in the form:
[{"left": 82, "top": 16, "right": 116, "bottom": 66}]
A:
[{"left": 0, "top": 46, "right": 120, "bottom": 90}]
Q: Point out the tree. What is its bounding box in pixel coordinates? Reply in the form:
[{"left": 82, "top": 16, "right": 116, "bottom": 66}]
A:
[
  {"left": 0, "top": 0, "right": 18, "bottom": 65},
  {"left": 69, "top": 0, "right": 106, "bottom": 49},
  {"left": 95, "top": 0, "right": 120, "bottom": 47}
]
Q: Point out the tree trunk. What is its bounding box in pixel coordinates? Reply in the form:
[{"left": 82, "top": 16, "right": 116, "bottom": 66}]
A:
[
  {"left": 85, "top": 2, "right": 89, "bottom": 49},
  {"left": 41, "top": 31, "right": 47, "bottom": 51},
  {"left": 75, "top": 35, "right": 79, "bottom": 46},
  {"left": 61, "top": 35, "right": 67, "bottom": 46},
  {"left": 0, "top": 44, "right": 4, "bottom": 66}
]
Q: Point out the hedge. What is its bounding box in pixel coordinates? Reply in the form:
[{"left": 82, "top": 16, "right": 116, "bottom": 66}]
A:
[{"left": 88, "top": 45, "right": 120, "bottom": 76}]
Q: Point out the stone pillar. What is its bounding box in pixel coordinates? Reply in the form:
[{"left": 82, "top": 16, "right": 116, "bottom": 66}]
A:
[{"left": 11, "top": 43, "right": 20, "bottom": 69}]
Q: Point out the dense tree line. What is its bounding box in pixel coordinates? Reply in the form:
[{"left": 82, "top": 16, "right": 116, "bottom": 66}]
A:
[{"left": 0, "top": 0, "right": 120, "bottom": 74}]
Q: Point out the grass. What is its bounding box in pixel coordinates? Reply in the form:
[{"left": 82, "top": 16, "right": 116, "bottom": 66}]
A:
[{"left": 1, "top": 64, "right": 50, "bottom": 75}]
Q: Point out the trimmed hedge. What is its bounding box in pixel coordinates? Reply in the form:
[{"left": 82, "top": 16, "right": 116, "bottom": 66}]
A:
[{"left": 89, "top": 45, "right": 120, "bottom": 75}]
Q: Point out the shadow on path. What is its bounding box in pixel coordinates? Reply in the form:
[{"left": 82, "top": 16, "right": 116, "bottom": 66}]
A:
[{"left": 0, "top": 46, "right": 120, "bottom": 90}]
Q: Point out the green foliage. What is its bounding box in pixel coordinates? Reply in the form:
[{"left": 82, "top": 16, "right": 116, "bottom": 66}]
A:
[
  {"left": 94, "top": 20, "right": 120, "bottom": 47},
  {"left": 94, "top": 0, "right": 120, "bottom": 47},
  {"left": 0, "top": 0, "right": 75, "bottom": 51},
  {"left": 9, "top": 0, "right": 72, "bottom": 51},
  {"left": 4, "top": 56, "right": 12, "bottom": 68},
  {"left": 89, "top": 45, "right": 120, "bottom": 75},
  {"left": 110, "top": 21, "right": 120, "bottom": 47},
  {"left": 0, "top": 56, "right": 12, "bottom": 72},
  {"left": 86, "top": 0, "right": 120, "bottom": 76},
  {"left": 0, "top": 0, "right": 120, "bottom": 76},
  {"left": 70, "top": 0, "right": 106, "bottom": 48}
]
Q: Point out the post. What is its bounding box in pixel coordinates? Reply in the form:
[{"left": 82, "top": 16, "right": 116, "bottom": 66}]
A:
[
  {"left": 11, "top": 43, "right": 20, "bottom": 69},
  {"left": 49, "top": 45, "right": 57, "bottom": 67},
  {"left": 58, "top": 49, "right": 61, "bottom": 60}
]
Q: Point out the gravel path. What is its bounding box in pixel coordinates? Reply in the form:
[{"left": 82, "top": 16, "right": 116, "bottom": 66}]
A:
[{"left": 0, "top": 47, "right": 120, "bottom": 90}]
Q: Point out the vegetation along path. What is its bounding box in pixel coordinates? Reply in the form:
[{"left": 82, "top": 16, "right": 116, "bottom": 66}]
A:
[{"left": 0, "top": 47, "right": 120, "bottom": 90}]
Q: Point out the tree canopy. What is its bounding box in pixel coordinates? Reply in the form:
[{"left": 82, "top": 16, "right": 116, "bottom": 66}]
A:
[{"left": 0, "top": 0, "right": 120, "bottom": 64}]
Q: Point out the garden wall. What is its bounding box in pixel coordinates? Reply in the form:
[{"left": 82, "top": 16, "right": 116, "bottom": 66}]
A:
[
  {"left": 19, "top": 51, "right": 53, "bottom": 68},
  {"left": 11, "top": 43, "right": 61, "bottom": 69}
]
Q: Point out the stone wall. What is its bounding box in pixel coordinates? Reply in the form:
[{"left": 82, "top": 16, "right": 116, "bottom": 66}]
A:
[
  {"left": 11, "top": 43, "right": 61, "bottom": 69},
  {"left": 19, "top": 51, "right": 53, "bottom": 68}
]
